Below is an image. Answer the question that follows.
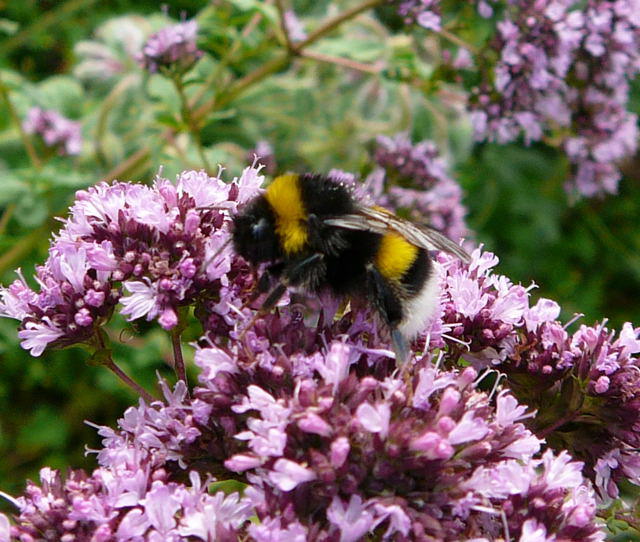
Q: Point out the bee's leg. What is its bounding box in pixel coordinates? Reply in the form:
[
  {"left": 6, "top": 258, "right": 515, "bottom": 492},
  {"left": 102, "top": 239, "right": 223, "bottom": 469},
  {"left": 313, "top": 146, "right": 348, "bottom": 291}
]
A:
[
  {"left": 366, "top": 265, "right": 409, "bottom": 365},
  {"left": 286, "top": 253, "right": 324, "bottom": 284},
  {"left": 239, "top": 253, "right": 324, "bottom": 339},
  {"left": 391, "top": 329, "right": 410, "bottom": 366},
  {"left": 240, "top": 262, "right": 286, "bottom": 312},
  {"left": 262, "top": 262, "right": 286, "bottom": 288}
]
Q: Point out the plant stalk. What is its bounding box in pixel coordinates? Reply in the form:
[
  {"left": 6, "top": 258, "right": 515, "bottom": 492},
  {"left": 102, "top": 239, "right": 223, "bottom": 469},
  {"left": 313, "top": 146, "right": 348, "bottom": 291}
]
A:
[
  {"left": 0, "top": 75, "right": 42, "bottom": 170},
  {"left": 104, "top": 358, "right": 156, "bottom": 404},
  {"left": 171, "top": 330, "right": 188, "bottom": 385}
]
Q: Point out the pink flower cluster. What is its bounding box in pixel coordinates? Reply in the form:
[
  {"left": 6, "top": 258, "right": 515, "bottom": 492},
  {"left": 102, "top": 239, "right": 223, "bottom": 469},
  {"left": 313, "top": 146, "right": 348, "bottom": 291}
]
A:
[
  {"left": 3, "top": 382, "right": 252, "bottom": 541},
  {"left": 437, "top": 248, "right": 640, "bottom": 499},
  {"left": 221, "top": 349, "right": 599, "bottom": 540},
  {"left": 138, "top": 20, "right": 202, "bottom": 74},
  {"left": 3, "top": 166, "right": 637, "bottom": 539},
  {"left": 23, "top": 107, "right": 82, "bottom": 156},
  {"left": 366, "top": 133, "right": 468, "bottom": 244},
  {"left": 0, "top": 166, "right": 264, "bottom": 356},
  {"left": 0, "top": 327, "right": 605, "bottom": 541},
  {"left": 394, "top": 0, "right": 442, "bottom": 30},
  {"left": 469, "top": 0, "right": 640, "bottom": 197}
]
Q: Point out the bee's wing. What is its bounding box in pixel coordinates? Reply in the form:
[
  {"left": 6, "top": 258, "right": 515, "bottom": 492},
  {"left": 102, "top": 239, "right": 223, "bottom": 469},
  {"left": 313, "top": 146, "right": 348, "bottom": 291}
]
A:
[{"left": 325, "top": 206, "right": 470, "bottom": 263}]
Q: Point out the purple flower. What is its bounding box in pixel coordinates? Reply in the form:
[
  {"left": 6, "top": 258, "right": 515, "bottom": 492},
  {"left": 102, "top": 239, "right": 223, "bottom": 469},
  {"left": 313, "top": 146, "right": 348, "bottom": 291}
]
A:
[
  {"left": 215, "top": 332, "right": 598, "bottom": 539},
  {"left": 247, "top": 140, "right": 277, "bottom": 176},
  {"left": 284, "top": 10, "right": 307, "bottom": 42},
  {"left": 0, "top": 166, "right": 264, "bottom": 356},
  {"left": 3, "top": 466, "right": 251, "bottom": 541},
  {"left": 437, "top": 246, "right": 640, "bottom": 498},
  {"left": 470, "top": 0, "right": 640, "bottom": 197},
  {"left": 0, "top": 161, "right": 628, "bottom": 540},
  {"left": 367, "top": 133, "right": 469, "bottom": 243},
  {"left": 248, "top": 517, "right": 308, "bottom": 541},
  {"left": 327, "top": 495, "right": 375, "bottom": 542},
  {"left": 394, "top": 0, "right": 442, "bottom": 30},
  {"left": 23, "top": 107, "right": 82, "bottom": 156},
  {"left": 138, "top": 20, "right": 202, "bottom": 74}
]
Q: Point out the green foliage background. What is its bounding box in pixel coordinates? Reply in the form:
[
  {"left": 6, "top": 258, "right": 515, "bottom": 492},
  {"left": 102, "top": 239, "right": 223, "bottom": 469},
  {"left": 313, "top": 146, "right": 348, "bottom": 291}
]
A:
[{"left": 0, "top": 1, "right": 638, "bottom": 529}]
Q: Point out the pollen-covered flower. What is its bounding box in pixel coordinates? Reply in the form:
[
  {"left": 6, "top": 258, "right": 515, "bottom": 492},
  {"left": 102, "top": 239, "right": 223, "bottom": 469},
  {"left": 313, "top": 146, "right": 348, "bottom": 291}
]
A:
[
  {"left": 23, "top": 107, "right": 82, "bottom": 156},
  {"left": 138, "top": 20, "right": 202, "bottom": 74}
]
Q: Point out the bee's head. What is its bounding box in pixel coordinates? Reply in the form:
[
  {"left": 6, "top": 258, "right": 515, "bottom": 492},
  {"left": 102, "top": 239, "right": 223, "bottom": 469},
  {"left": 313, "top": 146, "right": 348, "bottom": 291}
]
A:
[{"left": 232, "top": 196, "right": 281, "bottom": 264}]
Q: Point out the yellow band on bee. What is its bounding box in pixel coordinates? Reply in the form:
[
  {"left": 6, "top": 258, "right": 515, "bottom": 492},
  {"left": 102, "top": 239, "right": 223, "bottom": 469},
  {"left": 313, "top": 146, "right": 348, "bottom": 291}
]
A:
[
  {"left": 265, "top": 174, "right": 308, "bottom": 254},
  {"left": 376, "top": 232, "right": 418, "bottom": 281}
]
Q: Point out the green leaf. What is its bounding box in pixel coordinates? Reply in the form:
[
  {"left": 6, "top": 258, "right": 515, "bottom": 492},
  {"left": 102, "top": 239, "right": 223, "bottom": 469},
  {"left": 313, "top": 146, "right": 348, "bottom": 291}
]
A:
[
  {"left": 0, "top": 18, "right": 19, "bottom": 36},
  {"left": 209, "top": 479, "right": 247, "bottom": 495},
  {"left": 226, "top": 0, "right": 277, "bottom": 22},
  {"left": 154, "top": 110, "right": 183, "bottom": 129},
  {"left": 14, "top": 192, "right": 48, "bottom": 228},
  {"left": 314, "top": 38, "right": 386, "bottom": 62},
  {"left": 146, "top": 75, "right": 179, "bottom": 108},
  {"left": 0, "top": 173, "right": 28, "bottom": 205},
  {"left": 36, "top": 76, "right": 84, "bottom": 118}
]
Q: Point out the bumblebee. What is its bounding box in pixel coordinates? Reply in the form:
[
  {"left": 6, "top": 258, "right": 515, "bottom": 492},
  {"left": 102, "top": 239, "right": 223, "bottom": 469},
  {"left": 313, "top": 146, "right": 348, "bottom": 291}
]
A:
[{"left": 232, "top": 173, "right": 469, "bottom": 363}]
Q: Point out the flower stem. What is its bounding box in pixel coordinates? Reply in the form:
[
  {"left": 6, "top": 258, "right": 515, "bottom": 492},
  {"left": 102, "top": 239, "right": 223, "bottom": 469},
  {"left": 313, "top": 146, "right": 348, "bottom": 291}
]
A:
[
  {"left": 196, "top": 0, "right": 385, "bottom": 115},
  {"left": 191, "top": 11, "right": 264, "bottom": 111},
  {"left": 94, "top": 73, "right": 138, "bottom": 168},
  {"left": 201, "top": 54, "right": 291, "bottom": 114},
  {"left": 0, "top": 204, "right": 16, "bottom": 236},
  {"left": 293, "top": 0, "right": 385, "bottom": 53},
  {"left": 300, "top": 50, "right": 382, "bottom": 74},
  {"left": 537, "top": 410, "right": 578, "bottom": 438},
  {"left": 94, "top": 330, "right": 156, "bottom": 403},
  {"left": 103, "top": 0, "right": 386, "bottom": 181},
  {"left": 104, "top": 357, "right": 156, "bottom": 404},
  {"left": 435, "top": 28, "right": 479, "bottom": 54},
  {"left": 174, "top": 76, "right": 212, "bottom": 173},
  {"left": 0, "top": 74, "right": 42, "bottom": 170},
  {"left": 171, "top": 330, "right": 188, "bottom": 385},
  {"left": 275, "top": 0, "right": 294, "bottom": 52},
  {"left": 611, "top": 512, "right": 640, "bottom": 531}
]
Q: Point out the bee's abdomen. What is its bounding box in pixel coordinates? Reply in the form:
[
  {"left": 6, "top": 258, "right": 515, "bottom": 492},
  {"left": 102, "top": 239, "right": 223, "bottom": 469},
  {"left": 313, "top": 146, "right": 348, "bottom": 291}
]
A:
[
  {"left": 375, "top": 233, "right": 435, "bottom": 336},
  {"left": 397, "top": 248, "right": 437, "bottom": 338},
  {"left": 375, "top": 232, "right": 419, "bottom": 282},
  {"left": 399, "top": 247, "right": 431, "bottom": 297}
]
